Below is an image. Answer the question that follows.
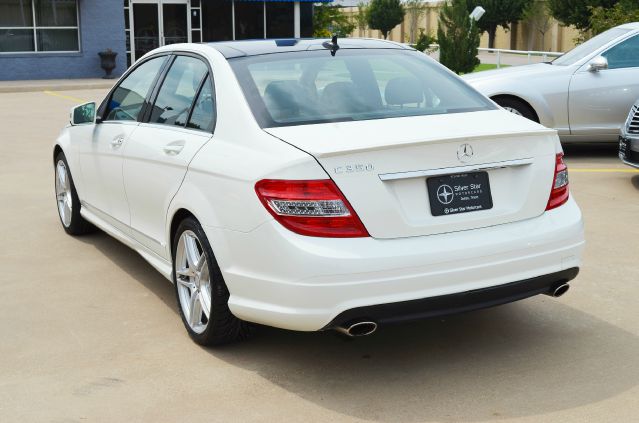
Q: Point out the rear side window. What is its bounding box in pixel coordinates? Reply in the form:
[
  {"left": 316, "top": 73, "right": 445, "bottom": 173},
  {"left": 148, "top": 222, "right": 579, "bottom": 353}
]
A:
[
  {"left": 149, "top": 56, "right": 209, "bottom": 127},
  {"left": 104, "top": 56, "right": 166, "bottom": 122},
  {"left": 187, "top": 75, "right": 215, "bottom": 132}
]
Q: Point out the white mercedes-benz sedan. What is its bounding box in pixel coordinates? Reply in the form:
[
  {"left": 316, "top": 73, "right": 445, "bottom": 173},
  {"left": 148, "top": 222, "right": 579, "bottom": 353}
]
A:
[
  {"left": 53, "top": 39, "right": 585, "bottom": 345},
  {"left": 464, "top": 23, "right": 639, "bottom": 143}
]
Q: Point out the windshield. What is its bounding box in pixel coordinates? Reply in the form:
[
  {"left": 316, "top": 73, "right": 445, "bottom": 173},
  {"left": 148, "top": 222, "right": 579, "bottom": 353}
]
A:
[
  {"left": 553, "top": 27, "right": 631, "bottom": 66},
  {"left": 230, "top": 49, "right": 495, "bottom": 127}
]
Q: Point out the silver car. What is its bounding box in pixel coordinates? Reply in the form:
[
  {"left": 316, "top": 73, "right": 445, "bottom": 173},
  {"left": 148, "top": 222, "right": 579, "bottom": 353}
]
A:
[
  {"left": 464, "top": 23, "right": 639, "bottom": 143},
  {"left": 619, "top": 98, "right": 639, "bottom": 168}
]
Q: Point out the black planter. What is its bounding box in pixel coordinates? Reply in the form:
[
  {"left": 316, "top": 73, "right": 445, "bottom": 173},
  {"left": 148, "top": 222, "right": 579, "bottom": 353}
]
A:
[{"left": 98, "top": 50, "right": 118, "bottom": 79}]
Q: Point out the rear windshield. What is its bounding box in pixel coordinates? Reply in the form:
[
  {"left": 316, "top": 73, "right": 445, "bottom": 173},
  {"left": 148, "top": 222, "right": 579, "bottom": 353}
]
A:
[{"left": 229, "top": 49, "right": 496, "bottom": 128}]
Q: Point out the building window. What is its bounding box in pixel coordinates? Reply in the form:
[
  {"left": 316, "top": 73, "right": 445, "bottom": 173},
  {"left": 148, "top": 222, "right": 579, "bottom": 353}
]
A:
[
  {"left": 300, "top": 3, "right": 314, "bottom": 38},
  {"left": 202, "top": 0, "right": 232, "bottom": 42},
  {"left": 234, "top": 1, "right": 264, "bottom": 40},
  {"left": 0, "top": 0, "right": 79, "bottom": 53},
  {"left": 265, "top": 2, "right": 294, "bottom": 38}
]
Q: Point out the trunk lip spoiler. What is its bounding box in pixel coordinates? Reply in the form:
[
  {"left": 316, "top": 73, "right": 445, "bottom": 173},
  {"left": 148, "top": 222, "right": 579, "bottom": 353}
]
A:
[{"left": 378, "top": 157, "right": 535, "bottom": 181}]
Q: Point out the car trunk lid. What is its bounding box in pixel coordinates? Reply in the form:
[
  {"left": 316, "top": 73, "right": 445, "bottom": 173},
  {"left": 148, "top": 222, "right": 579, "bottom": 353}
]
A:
[{"left": 265, "top": 110, "right": 558, "bottom": 239}]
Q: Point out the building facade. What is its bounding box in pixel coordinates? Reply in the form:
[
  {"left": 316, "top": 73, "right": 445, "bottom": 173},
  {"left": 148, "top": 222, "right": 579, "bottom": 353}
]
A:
[
  {"left": 342, "top": 0, "right": 580, "bottom": 53},
  {"left": 0, "top": 0, "right": 323, "bottom": 81}
]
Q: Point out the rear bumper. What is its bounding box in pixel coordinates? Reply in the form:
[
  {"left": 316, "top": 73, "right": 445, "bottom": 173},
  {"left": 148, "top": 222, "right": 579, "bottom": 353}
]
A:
[
  {"left": 324, "top": 268, "right": 578, "bottom": 329},
  {"left": 205, "top": 197, "right": 584, "bottom": 331}
]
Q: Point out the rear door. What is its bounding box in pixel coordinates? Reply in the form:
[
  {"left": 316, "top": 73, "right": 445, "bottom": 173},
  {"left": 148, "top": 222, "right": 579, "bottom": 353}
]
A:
[
  {"left": 122, "top": 54, "right": 214, "bottom": 258},
  {"left": 569, "top": 33, "right": 639, "bottom": 137}
]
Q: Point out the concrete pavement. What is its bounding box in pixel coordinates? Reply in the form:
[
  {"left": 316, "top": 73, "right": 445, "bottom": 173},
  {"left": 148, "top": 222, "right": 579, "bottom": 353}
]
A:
[{"left": 1, "top": 88, "right": 638, "bottom": 422}]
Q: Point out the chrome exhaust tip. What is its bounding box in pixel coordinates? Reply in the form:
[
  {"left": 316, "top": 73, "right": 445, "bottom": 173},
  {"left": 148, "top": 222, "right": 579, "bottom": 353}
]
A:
[
  {"left": 335, "top": 321, "right": 378, "bottom": 337},
  {"left": 546, "top": 283, "right": 570, "bottom": 298}
]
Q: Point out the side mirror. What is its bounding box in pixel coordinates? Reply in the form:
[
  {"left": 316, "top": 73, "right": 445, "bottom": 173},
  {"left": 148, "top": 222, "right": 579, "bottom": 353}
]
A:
[
  {"left": 70, "top": 102, "right": 96, "bottom": 125},
  {"left": 588, "top": 55, "right": 608, "bottom": 72}
]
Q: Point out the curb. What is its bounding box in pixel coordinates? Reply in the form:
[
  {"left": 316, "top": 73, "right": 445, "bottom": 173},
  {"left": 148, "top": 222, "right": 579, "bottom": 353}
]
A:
[{"left": 0, "top": 81, "right": 115, "bottom": 94}]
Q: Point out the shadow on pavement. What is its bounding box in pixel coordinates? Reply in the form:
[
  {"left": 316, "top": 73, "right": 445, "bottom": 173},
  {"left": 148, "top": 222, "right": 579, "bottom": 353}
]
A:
[
  {"left": 77, "top": 231, "right": 177, "bottom": 313},
  {"left": 211, "top": 302, "right": 639, "bottom": 422},
  {"left": 77, "top": 198, "right": 639, "bottom": 422},
  {"left": 632, "top": 175, "right": 639, "bottom": 191},
  {"left": 562, "top": 142, "right": 618, "bottom": 159}
]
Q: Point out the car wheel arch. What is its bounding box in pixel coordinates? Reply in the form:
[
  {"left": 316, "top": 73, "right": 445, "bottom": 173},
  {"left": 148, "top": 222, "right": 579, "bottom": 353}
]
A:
[
  {"left": 491, "top": 94, "right": 541, "bottom": 123},
  {"left": 169, "top": 208, "right": 199, "bottom": 257},
  {"left": 53, "top": 145, "right": 64, "bottom": 164}
]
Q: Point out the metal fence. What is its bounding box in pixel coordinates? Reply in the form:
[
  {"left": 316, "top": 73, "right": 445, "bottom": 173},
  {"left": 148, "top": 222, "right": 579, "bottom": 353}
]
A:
[
  {"left": 477, "top": 48, "right": 564, "bottom": 68},
  {"left": 424, "top": 44, "right": 564, "bottom": 68}
]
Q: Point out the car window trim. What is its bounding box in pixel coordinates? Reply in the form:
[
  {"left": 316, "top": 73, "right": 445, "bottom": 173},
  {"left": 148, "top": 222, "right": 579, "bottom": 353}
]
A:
[
  {"left": 600, "top": 33, "right": 639, "bottom": 71},
  {"left": 139, "top": 54, "right": 177, "bottom": 124},
  {"left": 575, "top": 30, "right": 639, "bottom": 72},
  {"left": 97, "top": 53, "right": 172, "bottom": 124},
  {"left": 141, "top": 51, "right": 218, "bottom": 135},
  {"left": 185, "top": 73, "right": 212, "bottom": 132}
]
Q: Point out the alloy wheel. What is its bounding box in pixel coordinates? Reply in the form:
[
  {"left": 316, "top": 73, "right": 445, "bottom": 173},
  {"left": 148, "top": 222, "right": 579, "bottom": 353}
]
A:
[
  {"left": 175, "top": 230, "right": 212, "bottom": 334},
  {"left": 503, "top": 106, "right": 524, "bottom": 116},
  {"left": 55, "top": 160, "right": 72, "bottom": 227}
]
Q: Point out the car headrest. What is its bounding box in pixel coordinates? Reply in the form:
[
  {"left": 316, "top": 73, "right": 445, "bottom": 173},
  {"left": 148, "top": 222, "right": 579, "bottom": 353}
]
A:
[
  {"left": 263, "top": 80, "right": 304, "bottom": 121},
  {"left": 385, "top": 76, "right": 424, "bottom": 105},
  {"left": 321, "top": 82, "right": 370, "bottom": 114}
]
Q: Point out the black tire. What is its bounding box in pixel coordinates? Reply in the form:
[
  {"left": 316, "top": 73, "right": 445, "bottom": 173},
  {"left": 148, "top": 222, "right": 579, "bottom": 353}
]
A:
[
  {"left": 172, "top": 217, "right": 252, "bottom": 346},
  {"left": 54, "top": 152, "right": 95, "bottom": 235},
  {"left": 493, "top": 97, "right": 539, "bottom": 122}
]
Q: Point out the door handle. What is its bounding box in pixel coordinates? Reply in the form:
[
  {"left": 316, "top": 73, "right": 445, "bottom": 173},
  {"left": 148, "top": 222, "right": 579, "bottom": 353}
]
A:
[
  {"left": 110, "top": 135, "right": 125, "bottom": 149},
  {"left": 163, "top": 141, "right": 185, "bottom": 156}
]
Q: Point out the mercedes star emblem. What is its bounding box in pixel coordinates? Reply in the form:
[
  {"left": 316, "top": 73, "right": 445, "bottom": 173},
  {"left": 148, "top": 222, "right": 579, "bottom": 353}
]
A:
[{"left": 457, "top": 143, "right": 474, "bottom": 163}]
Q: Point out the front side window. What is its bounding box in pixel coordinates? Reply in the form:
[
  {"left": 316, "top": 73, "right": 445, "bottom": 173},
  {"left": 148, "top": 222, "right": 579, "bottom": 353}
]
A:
[
  {"left": 104, "top": 56, "right": 167, "bottom": 122},
  {"left": 0, "top": 0, "right": 79, "bottom": 53},
  {"left": 148, "top": 56, "right": 208, "bottom": 127},
  {"left": 552, "top": 27, "right": 631, "bottom": 66},
  {"left": 230, "top": 49, "right": 495, "bottom": 128},
  {"left": 602, "top": 35, "right": 639, "bottom": 69}
]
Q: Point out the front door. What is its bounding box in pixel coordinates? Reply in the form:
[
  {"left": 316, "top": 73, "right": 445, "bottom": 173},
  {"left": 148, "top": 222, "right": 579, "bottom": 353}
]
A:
[
  {"left": 79, "top": 55, "right": 168, "bottom": 234},
  {"left": 131, "top": 0, "right": 189, "bottom": 62},
  {"left": 568, "top": 34, "right": 639, "bottom": 138}
]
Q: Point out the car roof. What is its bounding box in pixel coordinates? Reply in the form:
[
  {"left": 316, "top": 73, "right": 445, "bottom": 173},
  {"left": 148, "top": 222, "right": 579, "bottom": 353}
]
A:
[
  {"left": 618, "top": 22, "right": 639, "bottom": 30},
  {"left": 203, "top": 38, "right": 412, "bottom": 59}
]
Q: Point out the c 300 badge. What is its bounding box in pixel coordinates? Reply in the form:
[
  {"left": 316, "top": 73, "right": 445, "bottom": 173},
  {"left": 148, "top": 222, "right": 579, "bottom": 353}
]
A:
[{"left": 334, "top": 164, "right": 374, "bottom": 174}]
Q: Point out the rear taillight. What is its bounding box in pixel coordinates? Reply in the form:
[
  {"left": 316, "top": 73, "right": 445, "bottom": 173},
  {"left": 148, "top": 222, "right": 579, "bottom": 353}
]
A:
[
  {"left": 546, "top": 152, "right": 569, "bottom": 211},
  {"left": 255, "top": 179, "right": 369, "bottom": 238}
]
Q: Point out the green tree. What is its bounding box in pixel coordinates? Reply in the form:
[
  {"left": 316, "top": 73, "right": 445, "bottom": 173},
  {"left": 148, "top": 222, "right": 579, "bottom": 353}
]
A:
[
  {"left": 590, "top": 0, "right": 639, "bottom": 35},
  {"left": 313, "top": 4, "right": 356, "bottom": 38},
  {"left": 404, "top": 0, "right": 428, "bottom": 44},
  {"left": 522, "top": 0, "right": 553, "bottom": 50},
  {"left": 367, "top": 0, "right": 405, "bottom": 39},
  {"left": 413, "top": 29, "right": 436, "bottom": 52},
  {"left": 467, "top": 0, "right": 532, "bottom": 49},
  {"left": 547, "top": 0, "right": 618, "bottom": 32},
  {"left": 438, "top": 0, "right": 480, "bottom": 74},
  {"left": 355, "top": 2, "right": 369, "bottom": 36}
]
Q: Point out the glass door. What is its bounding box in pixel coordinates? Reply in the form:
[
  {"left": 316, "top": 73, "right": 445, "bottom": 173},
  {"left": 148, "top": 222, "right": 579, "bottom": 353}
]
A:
[
  {"left": 162, "top": 3, "right": 188, "bottom": 46},
  {"left": 130, "top": 0, "right": 190, "bottom": 64},
  {"left": 132, "top": 3, "right": 160, "bottom": 61}
]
